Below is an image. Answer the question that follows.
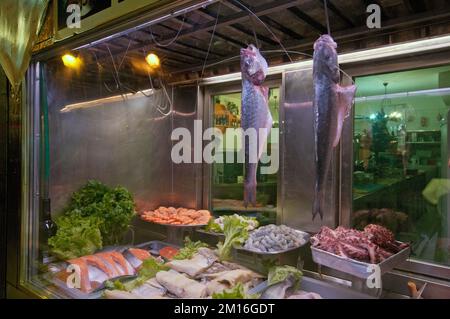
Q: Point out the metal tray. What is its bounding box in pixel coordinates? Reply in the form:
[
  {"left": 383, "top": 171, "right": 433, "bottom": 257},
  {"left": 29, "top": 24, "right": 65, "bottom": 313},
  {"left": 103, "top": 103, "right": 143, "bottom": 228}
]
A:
[
  {"left": 195, "top": 229, "right": 225, "bottom": 237},
  {"left": 142, "top": 220, "right": 209, "bottom": 228},
  {"left": 311, "top": 242, "right": 411, "bottom": 279},
  {"left": 235, "top": 230, "right": 310, "bottom": 255},
  {"left": 195, "top": 229, "right": 225, "bottom": 247},
  {"left": 248, "top": 276, "right": 375, "bottom": 299},
  {"left": 231, "top": 231, "right": 310, "bottom": 274},
  {"left": 135, "top": 240, "right": 180, "bottom": 256},
  {"left": 45, "top": 241, "right": 179, "bottom": 298}
]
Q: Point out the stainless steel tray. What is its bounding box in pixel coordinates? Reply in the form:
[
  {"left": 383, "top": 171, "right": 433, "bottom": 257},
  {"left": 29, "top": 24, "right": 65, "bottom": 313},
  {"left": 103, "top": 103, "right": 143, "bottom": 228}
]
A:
[
  {"left": 248, "top": 276, "right": 375, "bottom": 299},
  {"left": 311, "top": 242, "right": 411, "bottom": 279},
  {"left": 45, "top": 241, "right": 178, "bottom": 298},
  {"left": 231, "top": 231, "right": 310, "bottom": 274},
  {"left": 235, "top": 230, "right": 310, "bottom": 255},
  {"left": 195, "top": 229, "right": 225, "bottom": 246},
  {"left": 196, "top": 229, "right": 225, "bottom": 237},
  {"left": 135, "top": 240, "right": 180, "bottom": 256},
  {"left": 142, "top": 220, "right": 209, "bottom": 228}
]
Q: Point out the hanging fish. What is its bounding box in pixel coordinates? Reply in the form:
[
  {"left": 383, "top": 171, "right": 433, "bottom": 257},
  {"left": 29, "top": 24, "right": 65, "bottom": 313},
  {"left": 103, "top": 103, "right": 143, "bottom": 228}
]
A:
[
  {"left": 313, "top": 35, "right": 356, "bottom": 220},
  {"left": 240, "top": 44, "right": 273, "bottom": 207}
]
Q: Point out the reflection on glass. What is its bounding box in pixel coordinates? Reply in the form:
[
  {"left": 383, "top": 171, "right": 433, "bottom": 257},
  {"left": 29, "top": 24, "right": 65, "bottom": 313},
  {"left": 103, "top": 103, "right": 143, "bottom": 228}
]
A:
[
  {"left": 352, "top": 65, "right": 450, "bottom": 266},
  {"left": 212, "top": 88, "right": 279, "bottom": 223}
]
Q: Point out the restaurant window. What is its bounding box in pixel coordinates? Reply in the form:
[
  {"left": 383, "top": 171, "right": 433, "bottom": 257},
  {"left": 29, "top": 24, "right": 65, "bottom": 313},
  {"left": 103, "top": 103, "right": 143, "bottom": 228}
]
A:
[
  {"left": 352, "top": 65, "right": 450, "bottom": 266},
  {"left": 211, "top": 88, "right": 280, "bottom": 224}
]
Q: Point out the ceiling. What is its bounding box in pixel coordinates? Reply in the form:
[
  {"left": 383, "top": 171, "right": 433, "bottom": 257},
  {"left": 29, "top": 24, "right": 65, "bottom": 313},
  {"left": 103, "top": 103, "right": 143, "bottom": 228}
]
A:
[{"left": 52, "top": 0, "right": 450, "bottom": 87}]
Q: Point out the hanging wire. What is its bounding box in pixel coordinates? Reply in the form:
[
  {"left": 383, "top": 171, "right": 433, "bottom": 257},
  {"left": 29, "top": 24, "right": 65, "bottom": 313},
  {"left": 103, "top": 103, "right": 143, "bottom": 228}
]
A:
[
  {"left": 323, "top": 0, "right": 331, "bottom": 35},
  {"left": 149, "top": 12, "right": 186, "bottom": 47},
  {"left": 118, "top": 39, "right": 133, "bottom": 70},
  {"left": 200, "top": 2, "right": 222, "bottom": 79},
  {"left": 230, "top": 0, "right": 293, "bottom": 62},
  {"left": 197, "top": 49, "right": 355, "bottom": 85},
  {"left": 249, "top": 15, "right": 260, "bottom": 48}
]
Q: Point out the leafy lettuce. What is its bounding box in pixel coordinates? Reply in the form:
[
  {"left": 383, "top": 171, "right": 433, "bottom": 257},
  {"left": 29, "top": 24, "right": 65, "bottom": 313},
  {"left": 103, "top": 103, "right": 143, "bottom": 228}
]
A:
[
  {"left": 206, "top": 214, "right": 259, "bottom": 233},
  {"left": 67, "top": 181, "right": 136, "bottom": 245},
  {"left": 48, "top": 212, "right": 102, "bottom": 260},
  {"left": 48, "top": 180, "right": 136, "bottom": 260},
  {"left": 212, "top": 283, "right": 246, "bottom": 299},
  {"left": 212, "top": 283, "right": 260, "bottom": 299},
  {"left": 173, "top": 237, "right": 208, "bottom": 260},
  {"left": 268, "top": 265, "right": 303, "bottom": 290},
  {"left": 106, "top": 258, "right": 168, "bottom": 292},
  {"left": 217, "top": 215, "right": 249, "bottom": 261},
  {"left": 205, "top": 218, "right": 223, "bottom": 233}
]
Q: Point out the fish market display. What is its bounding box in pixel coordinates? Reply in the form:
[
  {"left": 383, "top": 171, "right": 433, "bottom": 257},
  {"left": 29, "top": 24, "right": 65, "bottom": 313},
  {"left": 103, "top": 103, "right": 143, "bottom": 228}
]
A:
[
  {"left": 104, "top": 278, "right": 167, "bottom": 299},
  {"left": 311, "top": 224, "right": 409, "bottom": 264},
  {"left": 217, "top": 215, "right": 250, "bottom": 260},
  {"left": 48, "top": 180, "right": 136, "bottom": 259},
  {"left": 158, "top": 246, "right": 179, "bottom": 260},
  {"left": 243, "top": 224, "right": 307, "bottom": 253},
  {"left": 123, "top": 248, "right": 152, "bottom": 269},
  {"left": 260, "top": 274, "right": 297, "bottom": 299},
  {"left": 105, "top": 257, "right": 168, "bottom": 293},
  {"left": 104, "top": 241, "right": 264, "bottom": 299},
  {"left": 313, "top": 35, "right": 356, "bottom": 220},
  {"left": 240, "top": 44, "right": 273, "bottom": 207},
  {"left": 156, "top": 270, "right": 208, "bottom": 298},
  {"left": 166, "top": 247, "right": 217, "bottom": 277},
  {"left": 203, "top": 269, "right": 264, "bottom": 295},
  {"left": 172, "top": 237, "right": 208, "bottom": 260},
  {"left": 212, "top": 282, "right": 248, "bottom": 299},
  {"left": 206, "top": 214, "right": 259, "bottom": 233},
  {"left": 260, "top": 266, "right": 303, "bottom": 299},
  {"left": 140, "top": 206, "right": 211, "bottom": 225},
  {"left": 62, "top": 248, "right": 152, "bottom": 293}
]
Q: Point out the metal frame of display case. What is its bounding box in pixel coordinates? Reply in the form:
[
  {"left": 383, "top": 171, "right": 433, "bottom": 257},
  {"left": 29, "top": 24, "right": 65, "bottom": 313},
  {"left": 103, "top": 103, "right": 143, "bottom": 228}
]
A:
[
  {"left": 4, "top": 0, "right": 450, "bottom": 297},
  {"left": 341, "top": 53, "right": 450, "bottom": 282}
]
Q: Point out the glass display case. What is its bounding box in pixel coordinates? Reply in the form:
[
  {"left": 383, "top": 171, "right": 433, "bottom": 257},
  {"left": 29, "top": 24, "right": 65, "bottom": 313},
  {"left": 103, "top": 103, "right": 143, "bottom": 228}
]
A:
[
  {"left": 352, "top": 65, "right": 450, "bottom": 267},
  {"left": 9, "top": 1, "right": 450, "bottom": 300}
]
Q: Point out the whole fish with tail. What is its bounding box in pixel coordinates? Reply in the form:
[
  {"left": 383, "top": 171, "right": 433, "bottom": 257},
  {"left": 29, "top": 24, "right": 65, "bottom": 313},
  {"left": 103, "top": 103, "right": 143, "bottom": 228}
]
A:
[
  {"left": 240, "top": 45, "right": 273, "bottom": 207},
  {"left": 313, "top": 35, "right": 356, "bottom": 220}
]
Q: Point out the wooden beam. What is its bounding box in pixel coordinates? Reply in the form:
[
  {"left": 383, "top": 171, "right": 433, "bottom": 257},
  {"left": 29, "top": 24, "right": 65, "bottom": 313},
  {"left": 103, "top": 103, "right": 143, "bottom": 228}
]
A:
[
  {"left": 222, "top": 1, "right": 305, "bottom": 41},
  {"left": 168, "top": 9, "right": 450, "bottom": 76},
  {"left": 213, "top": 31, "right": 247, "bottom": 48},
  {"left": 137, "top": 29, "right": 225, "bottom": 58},
  {"left": 157, "top": 0, "right": 304, "bottom": 42},
  {"left": 259, "top": 16, "right": 305, "bottom": 40},
  {"left": 197, "top": 7, "right": 278, "bottom": 46},
  {"left": 287, "top": 8, "right": 450, "bottom": 51},
  {"left": 229, "top": 23, "right": 278, "bottom": 46},
  {"left": 403, "top": 0, "right": 427, "bottom": 14},
  {"left": 288, "top": 7, "right": 327, "bottom": 34},
  {"left": 119, "top": 35, "right": 204, "bottom": 63},
  {"left": 318, "top": 0, "right": 356, "bottom": 27}
]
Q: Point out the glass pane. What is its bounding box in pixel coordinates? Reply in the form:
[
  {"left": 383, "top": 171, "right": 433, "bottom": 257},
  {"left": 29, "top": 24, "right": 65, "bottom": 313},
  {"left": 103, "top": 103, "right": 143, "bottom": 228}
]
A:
[
  {"left": 352, "top": 65, "right": 450, "bottom": 266},
  {"left": 211, "top": 88, "right": 280, "bottom": 224},
  {"left": 22, "top": 48, "right": 201, "bottom": 298}
]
